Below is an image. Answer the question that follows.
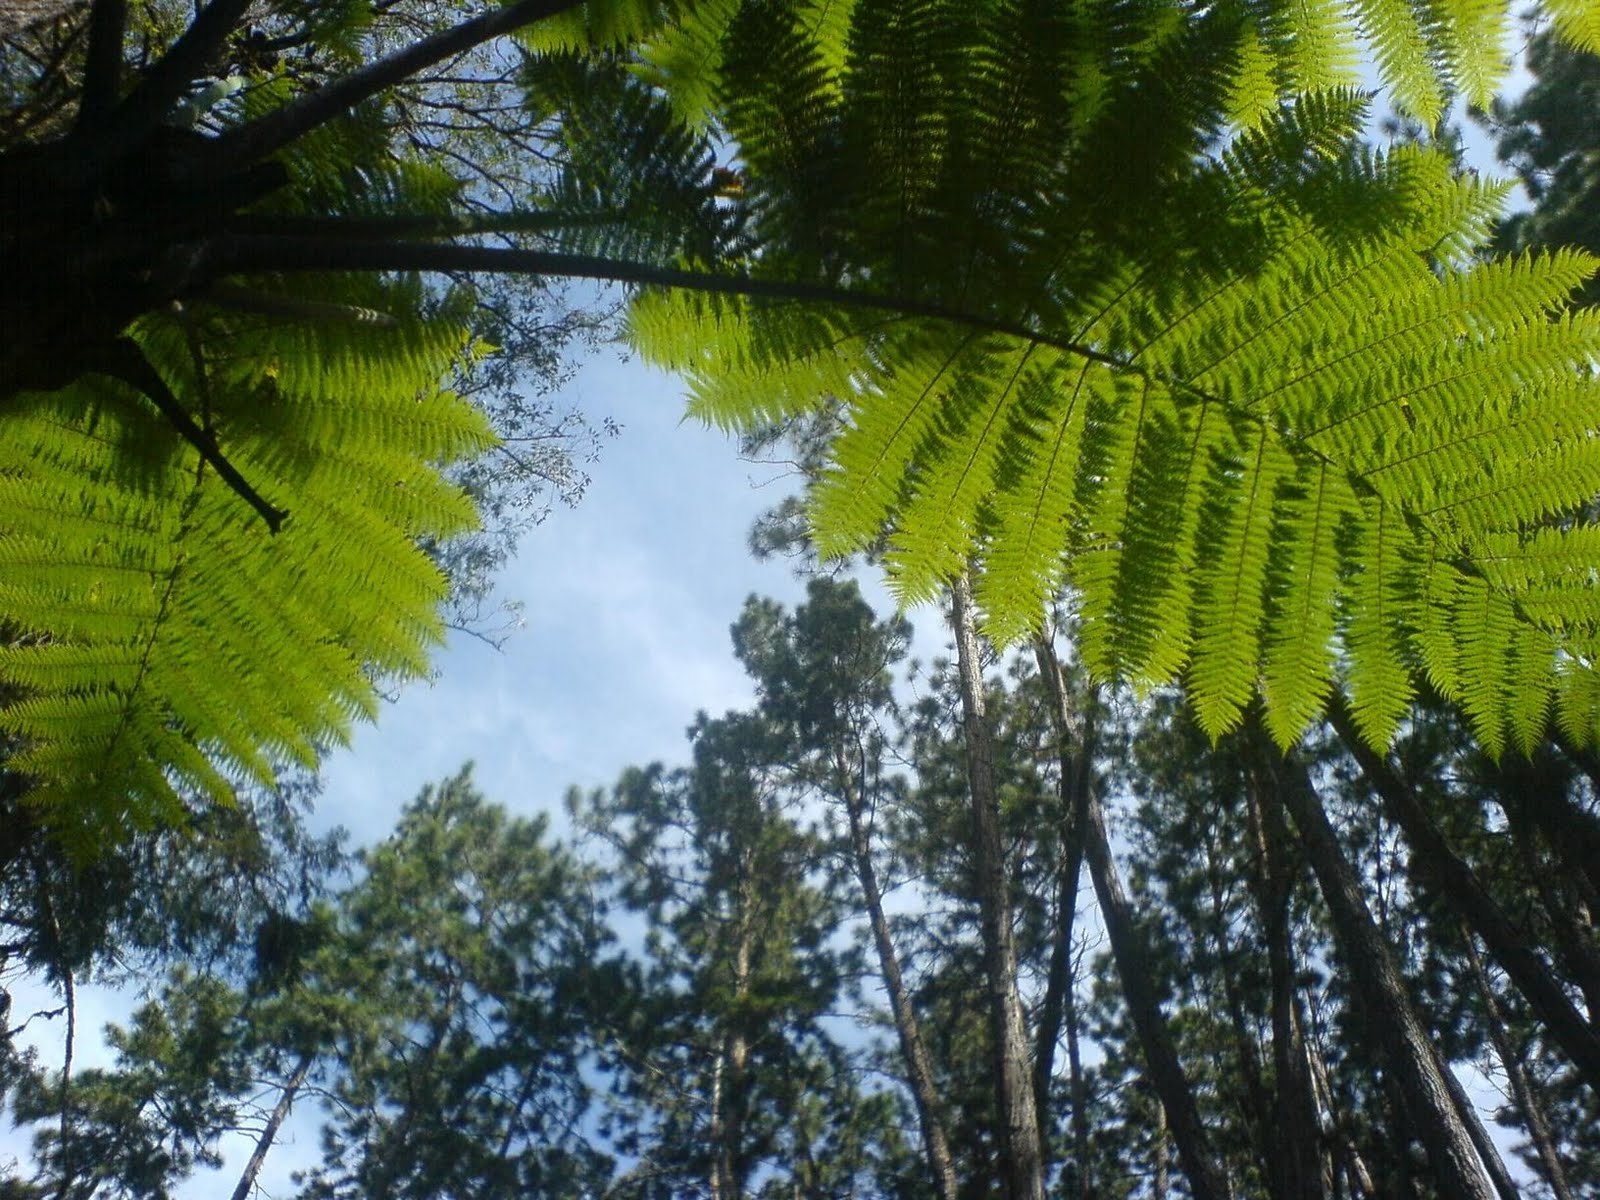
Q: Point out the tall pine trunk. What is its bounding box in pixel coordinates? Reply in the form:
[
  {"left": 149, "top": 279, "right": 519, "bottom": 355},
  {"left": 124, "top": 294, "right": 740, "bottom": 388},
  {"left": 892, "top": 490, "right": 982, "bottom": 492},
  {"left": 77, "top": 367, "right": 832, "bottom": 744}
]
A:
[
  {"left": 230, "top": 1054, "right": 312, "bottom": 1200},
  {"left": 1033, "top": 638, "right": 1230, "bottom": 1200},
  {"left": 1269, "top": 750, "right": 1496, "bottom": 1200},
  {"left": 1029, "top": 641, "right": 1095, "bottom": 1189},
  {"left": 1328, "top": 696, "right": 1600, "bottom": 1092},
  {"left": 949, "top": 575, "right": 1045, "bottom": 1200},
  {"left": 837, "top": 754, "right": 960, "bottom": 1200},
  {"left": 711, "top": 862, "right": 756, "bottom": 1200},
  {"left": 1463, "top": 932, "right": 1576, "bottom": 1200},
  {"left": 1243, "top": 731, "right": 1328, "bottom": 1200}
]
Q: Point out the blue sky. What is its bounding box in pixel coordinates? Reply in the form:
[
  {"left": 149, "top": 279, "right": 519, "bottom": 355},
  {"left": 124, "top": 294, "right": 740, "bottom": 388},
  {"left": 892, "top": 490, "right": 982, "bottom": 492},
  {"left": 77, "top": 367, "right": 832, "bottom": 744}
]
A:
[{"left": 315, "top": 349, "right": 823, "bottom": 847}]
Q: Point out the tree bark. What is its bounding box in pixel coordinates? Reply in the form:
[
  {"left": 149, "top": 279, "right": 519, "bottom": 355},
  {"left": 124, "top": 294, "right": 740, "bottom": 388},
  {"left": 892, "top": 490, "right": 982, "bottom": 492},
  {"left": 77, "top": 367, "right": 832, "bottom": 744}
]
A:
[
  {"left": 837, "top": 754, "right": 960, "bottom": 1200},
  {"left": 711, "top": 861, "right": 756, "bottom": 1200},
  {"left": 1328, "top": 695, "right": 1600, "bottom": 1092},
  {"left": 1036, "top": 658, "right": 1229, "bottom": 1200},
  {"left": 0, "top": 0, "right": 80, "bottom": 37},
  {"left": 1463, "top": 932, "right": 1576, "bottom": 1200},
  {"left": 1508, "top": 817, "right": 1600, "bottom": 1022},
  {"left": 1029, "top": 639, "right": 1095, "bottom": 1184},
  {"left": 1438, "top": 1058, "right": 1519, "bottom": 1200},
  {"left": 1243, "top": 739, "right": 1327, "bottom": 1200},
  {"left": 1269, "top": 750, "right": 1496, "bottom": 1200},
  {"left": 949, "top": 574, "right": 1045, "bottom": 1200},
  {"left": 229, "top": 1053, "right": 312, "bottom": 1200}
]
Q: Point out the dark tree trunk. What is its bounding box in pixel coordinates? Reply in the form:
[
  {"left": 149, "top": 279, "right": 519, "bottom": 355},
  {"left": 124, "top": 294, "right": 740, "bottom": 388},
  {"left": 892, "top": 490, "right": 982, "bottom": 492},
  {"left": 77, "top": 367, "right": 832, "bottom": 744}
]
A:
[
  {"left": 1243, "top": 733, "right": 1327, "bottom": 1200},
  {"left": 1052, "top": 696, "right": 1229, "bottom": 1199},
  {"left": 1438, "top": 1060, "right": 1519, "bottom": 1200},
  {"left": 838, "top": 757, "right": 959, "bottom": 1200},
  {"left": 1029, "top": 639, "right": 1095, "bottom": 1182},
  {"left": 949, "top": 574, "right": 1045, "bottom": 1200},
  {"left": 1269, "top": 750, "right": 1496, "bottom": 1200},
  {"left": 1463, "top": 933, "right": 1576, "bottom": 1200},
  {"left": 1328, "top": 696, "right": 1600, "bottom": 1092}
]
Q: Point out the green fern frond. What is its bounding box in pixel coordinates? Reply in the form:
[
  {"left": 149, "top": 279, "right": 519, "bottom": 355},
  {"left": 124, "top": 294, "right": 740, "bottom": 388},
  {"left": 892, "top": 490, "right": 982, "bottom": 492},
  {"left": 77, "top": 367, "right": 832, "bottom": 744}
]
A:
[
  {"left": 1340, "top": 506, "right": 1415, "bottom": 746},
  {"left": 1260, "top": 461, "right": 1352, "bottom": 744},
  {"left": 1543, "top": 0, "right": 1600, "bottom": 53},
  {"left": 1351, "top": 0, "right": 1445, "bottom": 124},
  {"left": 1225, "top": 24, "right": 1279, "bottom": 131},
  {"left": 1186, "top": 429, "right": 1296, "bottom": 740},
  {"left": 0, "top": 303, "right": 490, "bottom": 847},
  {"left": 618, "top": 2, "right": 1600, "bottom": 751}
]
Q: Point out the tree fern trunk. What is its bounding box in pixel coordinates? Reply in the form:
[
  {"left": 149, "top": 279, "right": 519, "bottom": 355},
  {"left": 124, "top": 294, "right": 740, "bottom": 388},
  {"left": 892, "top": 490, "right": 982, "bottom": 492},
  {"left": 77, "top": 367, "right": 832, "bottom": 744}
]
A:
[{"left": 949, "top": 574, "right": 1045, "bottom": 1200}]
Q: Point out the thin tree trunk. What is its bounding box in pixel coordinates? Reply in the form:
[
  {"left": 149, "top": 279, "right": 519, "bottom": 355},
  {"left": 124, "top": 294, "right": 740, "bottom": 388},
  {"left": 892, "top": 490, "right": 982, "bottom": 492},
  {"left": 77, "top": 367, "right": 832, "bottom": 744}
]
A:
[
  {"left": 1029, "top": 639, "right": 1095, "bottom": 1179},
  {"left": 1063, "top": 963, "right": 1090, "bottom": 1198},
  {"left": 229, "top": 1053, "right": 312, "bottom": 1200},
  {"left": 1269, "top": 751, "right": 1496, "bottom": 1200},
  {"left": 1307, "top": 1036, "right": 1377, "bottom": 1199},
  {"left": 949, "top": 574, "right": 1045, "bottom": 1200},
  {"left": 837, "top": 755, "right": 960, "bottom": 1200},
  {"left": 1243, "top": 732, "right": 1326, "bottom": 1200},
  {"left": 712, "top": 867, "right": 756, "bottom": 1200},
  {"left": 1463, "top": 933, "right": 1576, "bottom": 1200},
  {"left": 1438, "top": 1061, "right": 1519, "bottom": 1200},
  {"left": 1328, "top": 696, "right": 1600, "bottom": 1091},
  {"left": 1038, "top": 668, "right": 1229, "bottom": 1200},
  {"left": 1152, "top": 1096, "right": 1170, "bottom": 1200},
  {"left": 1202, "top": 823, "right": 1275, "bottom": 1175}
]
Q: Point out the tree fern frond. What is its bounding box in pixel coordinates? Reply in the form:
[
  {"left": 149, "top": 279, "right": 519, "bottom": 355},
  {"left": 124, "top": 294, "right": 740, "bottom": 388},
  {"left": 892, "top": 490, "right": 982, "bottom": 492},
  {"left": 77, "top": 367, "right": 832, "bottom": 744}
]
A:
[
  {"left": 1073, "top": 384, "right": 1222, "bottom": 690},
  {"left": 1186, "top": 427, "right": 1295, "bottom": 739},
  {"left": 1351, "top": 0, "right": 1445, "bottom": 124},
  {"left": 0, "top": 301, "right": 489, "bottom": 846},
  {"left": 1555, "top": 649, "right": 1600, "bottom": 747},
  {"left": 1259, "top": 460, "right": 1352, "bottom": 745},
  {"left": 1506, "top": 618, "right": 1556, "bottom": 755},
  {"left": 1452, "top": 573, "right": 1518, "bottom": 757},
  {"left": 1224, "top": 24, "right": 1279, "bottom": 131},
  {"left": 632, "top": 0, "right": 744, "bottom": 130},
  {"left": 1269, "top": 0, "right": 1363, "bottom": 96},
  {"left": 808, "top": 326, "right": 982, "bottom": 562},
  {"left": 975, "top": 354, "right": 1104, "bottom": 647},
  {"left": 1543, "top": 0, "right": 1600, "bottom": 54},
  {"left": 1340, "top": 505, "right": 1415, "bottom": 746},
  {"left": 621, "top": 2, "right": 1600, "bottom": 750}
]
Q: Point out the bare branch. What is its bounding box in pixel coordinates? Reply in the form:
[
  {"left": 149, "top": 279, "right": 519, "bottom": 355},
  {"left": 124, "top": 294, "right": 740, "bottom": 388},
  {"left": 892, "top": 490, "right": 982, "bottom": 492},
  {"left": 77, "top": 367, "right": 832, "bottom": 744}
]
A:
[{"left": 209, "top": 0, "right": 588, "bottom": 171}]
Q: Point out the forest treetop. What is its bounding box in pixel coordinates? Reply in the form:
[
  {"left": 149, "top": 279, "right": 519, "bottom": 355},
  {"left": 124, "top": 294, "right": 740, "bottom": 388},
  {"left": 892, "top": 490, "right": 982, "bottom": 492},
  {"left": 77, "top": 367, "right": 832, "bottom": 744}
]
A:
[{"left": 2, "top": 0, "right": 1600, "bottom": 846}]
